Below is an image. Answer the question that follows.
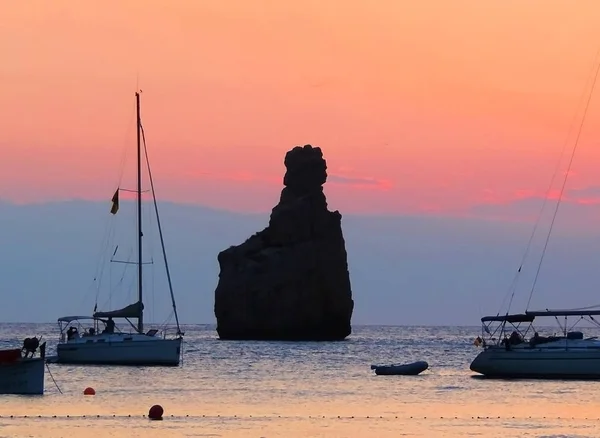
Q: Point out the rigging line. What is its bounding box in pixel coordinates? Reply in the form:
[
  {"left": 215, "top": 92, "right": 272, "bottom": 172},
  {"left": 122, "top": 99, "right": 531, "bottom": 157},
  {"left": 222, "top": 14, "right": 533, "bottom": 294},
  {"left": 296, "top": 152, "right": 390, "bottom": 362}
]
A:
[
  {"left": 109, "top": 246, "right": 112, "bottom": 310},
  {"left": 85, "top": 100, "right": 135, "bottom": 311},
  {"left": 498, "top": 154, "right": 567, "bottom": 315},
  {"left": 145, "top": 197, "right": 156, "bottom": 325},
  {"left": 139, "top": 122, "right": 182, "bottom": 335},
  {"left": 81, "top": 208, "right": 116, "bottom": 309},
  {"left": 114, "top": 248, "right": 133, "bottom": 288},
  {"left": 90, "top": 218, "right": 111, "bottom": 283},
  {"left": 159, "top": 310, "right": 175, "bottom": 329},
  {"left": 103, "top": 245, "right": 133, "bottom": 311},
  {"left": 103, "top": 97, "right": 135, "bottom": 310},
  {"left": 526, "top": 47, "right": 600, "bottom": 311},
  {"left": 115, "top": 99, "right": 136, "bottom": 188},
  {"left": 560, "top": 303, "right": 600, "bottom": 311},
  {"left": 504, "top": 47, "right": 600, "bottom": 315},
  {"left": 567, "top": 317, "right": 583, "bottom": 333},
  {"left": 126, "top": 269, "right": 136, "bottom": 308},
  {"left": 92, "top": 219, "right": 117, "bottom": 307}
]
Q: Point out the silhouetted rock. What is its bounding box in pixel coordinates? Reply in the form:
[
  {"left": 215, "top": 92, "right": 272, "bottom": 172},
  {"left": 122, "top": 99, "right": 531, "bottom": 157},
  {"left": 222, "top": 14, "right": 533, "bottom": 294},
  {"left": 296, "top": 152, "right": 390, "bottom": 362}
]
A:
[{"left": 214, "top": 144, "right": 354, "bottom": 341}]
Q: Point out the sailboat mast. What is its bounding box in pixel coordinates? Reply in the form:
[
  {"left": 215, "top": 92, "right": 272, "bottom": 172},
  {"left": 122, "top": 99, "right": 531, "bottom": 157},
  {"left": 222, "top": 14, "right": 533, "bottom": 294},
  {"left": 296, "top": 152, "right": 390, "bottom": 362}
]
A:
[{"left": 136, "top": 91, "right": 144, "bottom": 334}]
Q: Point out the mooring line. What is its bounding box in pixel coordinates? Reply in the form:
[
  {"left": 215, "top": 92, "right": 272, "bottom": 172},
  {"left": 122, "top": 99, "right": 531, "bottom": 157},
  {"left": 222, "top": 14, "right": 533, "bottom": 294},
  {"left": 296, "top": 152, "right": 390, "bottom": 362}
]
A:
[{"left": 45, "top": 363, "right": 62, "bottom": 394}]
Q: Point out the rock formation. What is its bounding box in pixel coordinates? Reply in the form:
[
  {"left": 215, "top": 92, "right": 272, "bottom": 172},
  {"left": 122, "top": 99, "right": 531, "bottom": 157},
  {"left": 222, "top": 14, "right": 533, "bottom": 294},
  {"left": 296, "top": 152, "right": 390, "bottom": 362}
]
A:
[{"left": 214, "top": 144, "right": 354, "bottom": 341}]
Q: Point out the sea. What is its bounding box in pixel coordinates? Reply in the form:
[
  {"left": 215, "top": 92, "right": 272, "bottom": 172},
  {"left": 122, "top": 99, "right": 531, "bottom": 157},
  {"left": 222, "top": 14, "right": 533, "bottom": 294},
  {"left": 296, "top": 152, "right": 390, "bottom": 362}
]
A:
[{"left": 1, "top": 323, "right": 599, "bottom": 438}]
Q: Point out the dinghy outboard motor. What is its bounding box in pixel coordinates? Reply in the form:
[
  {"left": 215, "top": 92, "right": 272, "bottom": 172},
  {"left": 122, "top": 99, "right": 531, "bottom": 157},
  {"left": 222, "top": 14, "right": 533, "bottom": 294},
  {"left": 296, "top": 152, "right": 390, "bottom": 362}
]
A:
[{"left": 21, "top": 337, "right": 40, "bottom": 358}]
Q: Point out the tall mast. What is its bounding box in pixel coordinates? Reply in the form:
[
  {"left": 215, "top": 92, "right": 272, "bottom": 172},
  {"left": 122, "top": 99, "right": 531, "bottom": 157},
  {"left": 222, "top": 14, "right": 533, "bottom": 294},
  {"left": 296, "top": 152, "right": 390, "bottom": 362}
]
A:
[{"left": 136, "top": 91, "right": 144, "bottom": 334}]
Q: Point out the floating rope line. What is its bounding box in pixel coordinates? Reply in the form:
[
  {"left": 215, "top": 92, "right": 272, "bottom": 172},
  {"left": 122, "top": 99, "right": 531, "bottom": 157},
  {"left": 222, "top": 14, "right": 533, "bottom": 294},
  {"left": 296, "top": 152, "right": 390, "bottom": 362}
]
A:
[{"left": 1, "top": 414, "right": 599, "bottom": 421}]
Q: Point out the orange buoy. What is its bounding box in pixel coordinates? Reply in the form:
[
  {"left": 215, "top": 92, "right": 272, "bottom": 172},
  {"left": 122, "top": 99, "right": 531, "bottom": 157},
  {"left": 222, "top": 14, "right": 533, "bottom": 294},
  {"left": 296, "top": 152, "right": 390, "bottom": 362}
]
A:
[
  {"left": 83, "top": 387, "right": 96, "bottom": 396},
  {"left": 148, "top": 405, "right": 164, "bottom": 421}
]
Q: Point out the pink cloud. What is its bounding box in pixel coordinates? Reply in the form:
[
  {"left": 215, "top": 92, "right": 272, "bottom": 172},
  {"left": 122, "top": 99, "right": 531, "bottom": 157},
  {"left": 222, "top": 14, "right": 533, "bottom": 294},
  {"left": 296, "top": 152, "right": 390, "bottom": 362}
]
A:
[
  {"left": 468, "top": 185, "right": 600, "bottom": 224},
  {"left": 184, "top": 169, "right": 392, "bottom": 191},
  {"left": 575, "top": 198, "right": 600, "bottom": 205},
  {"left": 183, "top": 170, "right": 280, "bottom": 185},
  {"left": 479, "top": 187, "right": 577, "bottom": 207},
  {"left": 513, "top": 188, "right": 537, "bottom": 200}
]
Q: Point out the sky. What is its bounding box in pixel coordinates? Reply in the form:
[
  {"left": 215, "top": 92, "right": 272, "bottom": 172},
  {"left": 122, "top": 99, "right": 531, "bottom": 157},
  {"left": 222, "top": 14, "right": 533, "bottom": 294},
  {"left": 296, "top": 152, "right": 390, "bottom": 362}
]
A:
[
  {"left": 3, "top": 200, "right": 600, "bottom": 326},
  {"left": 2, "top": 1, "right": 600, "bottom": 217},
  {"left": 2, "top": 1, "right": 600, "bottom": 325}
]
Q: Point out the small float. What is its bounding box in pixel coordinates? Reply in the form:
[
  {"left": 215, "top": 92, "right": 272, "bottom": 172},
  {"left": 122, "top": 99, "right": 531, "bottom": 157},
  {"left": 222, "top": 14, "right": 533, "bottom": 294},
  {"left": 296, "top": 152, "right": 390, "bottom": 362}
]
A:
[{"left": 370, "top": 360, "right": 429, "bottom": 376}]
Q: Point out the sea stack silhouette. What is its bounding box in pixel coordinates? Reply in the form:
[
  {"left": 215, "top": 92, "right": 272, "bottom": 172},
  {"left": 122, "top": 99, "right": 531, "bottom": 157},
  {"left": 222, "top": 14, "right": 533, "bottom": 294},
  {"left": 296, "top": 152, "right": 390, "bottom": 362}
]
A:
[{"left": 214, "top": 144, "right": 354, "bottom": 341}]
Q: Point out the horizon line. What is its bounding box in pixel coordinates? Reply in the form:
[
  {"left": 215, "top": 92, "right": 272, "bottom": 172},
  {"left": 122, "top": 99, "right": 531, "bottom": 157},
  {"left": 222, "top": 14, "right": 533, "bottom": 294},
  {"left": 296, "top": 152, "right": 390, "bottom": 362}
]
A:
[
  {"left": 0, "top": 321, "right": 544, "bottom": 329},
  {"left": 0, "top": 197, "right": 545, "bottom": 224}
]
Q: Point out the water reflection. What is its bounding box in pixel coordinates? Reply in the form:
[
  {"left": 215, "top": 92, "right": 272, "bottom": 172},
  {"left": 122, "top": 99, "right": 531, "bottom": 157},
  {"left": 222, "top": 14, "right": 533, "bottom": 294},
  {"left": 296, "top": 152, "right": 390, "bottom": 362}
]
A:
[{"left": 0, "top": 323, "right": 599, "bottom": 437}]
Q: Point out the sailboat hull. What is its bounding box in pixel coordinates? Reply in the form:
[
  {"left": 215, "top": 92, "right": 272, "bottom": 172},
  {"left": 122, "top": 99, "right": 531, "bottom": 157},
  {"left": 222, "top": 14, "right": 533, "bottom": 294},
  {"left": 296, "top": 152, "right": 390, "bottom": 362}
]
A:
[
  {"left": 0, "top": 357, "right": 45, "bottom": 394},
  {"left": 56, "top": 335, "right": 182, "bottom": 366},
  {"left": 471, "top": 340, "right": 600, "bottom": 379}
]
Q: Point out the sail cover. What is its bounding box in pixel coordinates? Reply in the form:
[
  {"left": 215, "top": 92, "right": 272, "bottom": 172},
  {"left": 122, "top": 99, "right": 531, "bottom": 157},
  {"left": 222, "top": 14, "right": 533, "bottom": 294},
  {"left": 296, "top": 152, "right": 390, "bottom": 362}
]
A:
[{"left": 94, "top": 301, "right": 143, "bottom": 319}]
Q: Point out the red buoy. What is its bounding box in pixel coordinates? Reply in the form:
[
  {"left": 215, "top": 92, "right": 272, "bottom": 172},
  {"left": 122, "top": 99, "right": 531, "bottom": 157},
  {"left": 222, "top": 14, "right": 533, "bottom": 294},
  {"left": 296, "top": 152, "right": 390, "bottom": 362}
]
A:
[
  {"left": 148, "top": 405, "right": 164, "bottom": 420},
  {"left": 83, "top": 387, "right": 96, "bottom": 396}
]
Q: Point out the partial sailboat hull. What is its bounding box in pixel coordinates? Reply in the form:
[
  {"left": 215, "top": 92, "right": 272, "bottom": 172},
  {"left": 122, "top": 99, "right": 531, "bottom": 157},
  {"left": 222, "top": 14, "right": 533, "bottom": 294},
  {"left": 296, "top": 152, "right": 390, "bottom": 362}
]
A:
[
  {"left": 0, "top": 357, "right": 45, "bottom": 394},
  {"left": 56, "top": 335, "right": 182, "bottom": 366},
  {"left": 471, "top": 340, "right": 600, "bottom": 379}
]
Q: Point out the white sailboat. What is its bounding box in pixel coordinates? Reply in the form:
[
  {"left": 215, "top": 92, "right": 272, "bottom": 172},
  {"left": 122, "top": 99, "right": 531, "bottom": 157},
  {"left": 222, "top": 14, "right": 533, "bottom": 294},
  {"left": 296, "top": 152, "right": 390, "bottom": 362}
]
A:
[
  {"left": 470, "top": 51, "right": 600, "bottom": 379},
  {"left": 471, "top": 311, "right": 600, "bottom": 379},
  {"left": 55, "top": 92, "right": 183, "bottom": 366}
]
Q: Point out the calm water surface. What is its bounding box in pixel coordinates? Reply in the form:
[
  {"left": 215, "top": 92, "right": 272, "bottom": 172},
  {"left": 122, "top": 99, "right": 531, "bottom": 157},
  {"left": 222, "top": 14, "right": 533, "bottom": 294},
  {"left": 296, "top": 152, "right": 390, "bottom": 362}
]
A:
[{"left": 1, "top": 323, "right": 599, "bottom": 437}]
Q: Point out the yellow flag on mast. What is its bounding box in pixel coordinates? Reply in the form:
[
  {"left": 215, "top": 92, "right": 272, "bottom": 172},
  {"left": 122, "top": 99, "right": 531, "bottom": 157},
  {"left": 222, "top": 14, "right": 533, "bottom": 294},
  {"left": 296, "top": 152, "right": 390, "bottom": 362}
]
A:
[{"left": 110, "top": 189, "right": 119, "bottom": 214}]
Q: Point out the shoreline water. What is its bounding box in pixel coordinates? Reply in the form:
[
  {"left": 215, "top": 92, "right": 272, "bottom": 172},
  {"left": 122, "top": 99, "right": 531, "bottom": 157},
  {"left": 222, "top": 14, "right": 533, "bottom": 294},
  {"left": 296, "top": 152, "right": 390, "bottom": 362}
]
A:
[{"left": 2, "top": 324, "right": 600, "bottom": 437}]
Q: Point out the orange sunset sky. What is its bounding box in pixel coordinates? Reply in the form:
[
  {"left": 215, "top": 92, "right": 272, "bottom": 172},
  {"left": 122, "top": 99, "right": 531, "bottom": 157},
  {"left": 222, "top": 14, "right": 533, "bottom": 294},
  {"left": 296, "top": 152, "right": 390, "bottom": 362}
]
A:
[{"left": 2, "top": 0, "right": 600, "bottom": 218}]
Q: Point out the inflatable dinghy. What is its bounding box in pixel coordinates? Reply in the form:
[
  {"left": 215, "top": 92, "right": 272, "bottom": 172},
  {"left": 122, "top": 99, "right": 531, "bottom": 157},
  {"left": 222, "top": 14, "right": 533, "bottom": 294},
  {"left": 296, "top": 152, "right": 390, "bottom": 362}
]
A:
[{"left": 370, "top": 360, "right": 429, "bottom": 376}]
